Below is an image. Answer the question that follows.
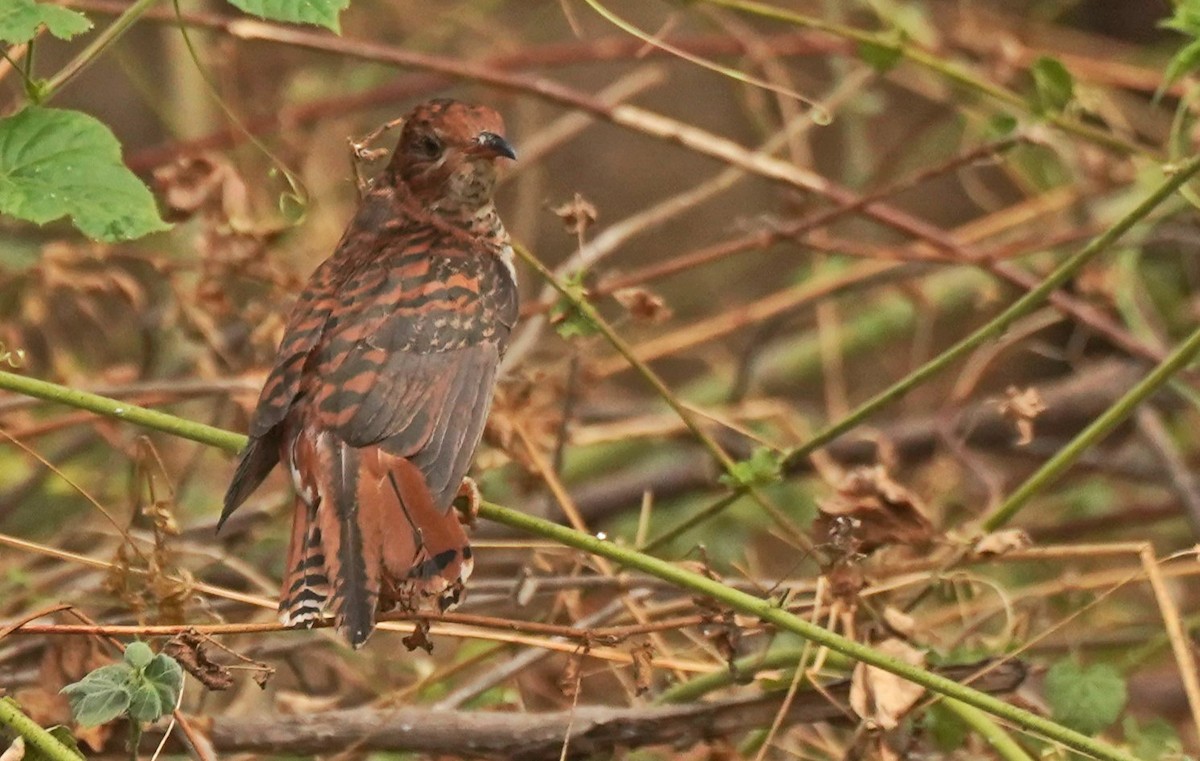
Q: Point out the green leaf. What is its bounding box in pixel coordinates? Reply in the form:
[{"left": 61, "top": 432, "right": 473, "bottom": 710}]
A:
[
  {"left": 718, "top": 446, "right": 783, "bottom": 490},
  {"left": 125, "top": 678, "right": 164, "bottom": 723},
  {"left": 60, "top": 663, "right": 133, "bottom": 727},
  {"left": 984, "top": 113, "right": 1019, "bottom": 140},
  {"left": 1044, "top": 658, "right": 1127, "bottom": 736},
  {"left": 123, "top": 641, "right": 153, "bottom": 669},
  {"left": 223, "top": 0, "right": 349, "bottom": 32},
  {"left": 1160, "top": 0, "right": 1200, "bottom": 36},
  {"left": 1122, "top": 715, "right": 1183, "bottom": 760},
  {"left": 1029, "top": 56, "right": 1074, "bottom": 116},
  {"left": 857, "top": 38, "right": 903, "bottom": 74},
  {"left": 0, "top": 0, "right": 91, "bottom": 44},
  {"left": 143, "top": 653, "right": 184, "bottom": 711},
  {"left": 922, "top": 702, "right": 968, "bottom": 752},
  {"left": 1162, "top": 38, "right": 1200, "bottom": 93},
  {"left": 0, "top": 107, "right": 169, "bottom": 242},
  {"left": 550, "top": 271, "right": 598, "bottom": 340}
]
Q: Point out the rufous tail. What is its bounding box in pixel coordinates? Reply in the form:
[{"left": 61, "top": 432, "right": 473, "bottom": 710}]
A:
[{"left": 279, "top": 429, "right": 473, "bottom": 648}]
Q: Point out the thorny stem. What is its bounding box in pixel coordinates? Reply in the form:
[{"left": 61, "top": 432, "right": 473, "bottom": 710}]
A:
[
  {"left": 482, "top": 501, "right": 1138, "bottom": 761},
  {"left": 0, "top": 369, "right": 244, "bottom": 454},
  {"left": 0, "top": 375, "right": 1142, "bottom": 761}
]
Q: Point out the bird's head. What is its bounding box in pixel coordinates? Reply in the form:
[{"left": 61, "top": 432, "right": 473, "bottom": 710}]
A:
[{"left": 387, "top": 99, "right": 516, "bottom": 216}]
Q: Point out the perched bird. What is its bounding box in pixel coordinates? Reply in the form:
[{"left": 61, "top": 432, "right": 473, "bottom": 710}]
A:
[{"left": 219, "top": 99, "right": 519, "bottom": 648}]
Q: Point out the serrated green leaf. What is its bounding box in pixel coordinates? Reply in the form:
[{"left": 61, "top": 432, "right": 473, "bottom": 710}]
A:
[
  {"left": 60, "top": 663, "right": 133, "bottom": 726},
  {"left": 0, "top": 0, "right": 91, "bottom": 44},
  {"left": 224, "top": 0, "right": 349, "bottom": 33},
  {"left": 1030, "top": 56, "right": 1074, "bottom": 116},
  {"left": 123, "top": 641, "right": 153, "bottom": 669},
  {"left": 143, "top": 653, "right": 184, "bottom": 710},
  {"left": 0, "top": 107, "right": 169, "bottom": 241},
  {"left": 718, "top": 446, "right": 783, "bottom": 490},
  {"left": 1044, "top": 658, "right": 1127, "bottom": 736},
  {"left": 857, "top": 38, "right": 903, "bottom": 74},
  {"left": 126, "top": 677, "right": 164, "bottom": 723}
]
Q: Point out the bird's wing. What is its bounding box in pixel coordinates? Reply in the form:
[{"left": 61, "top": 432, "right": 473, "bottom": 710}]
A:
[{"left": 305, "top": 242, "right": 517, "bottom": 511}]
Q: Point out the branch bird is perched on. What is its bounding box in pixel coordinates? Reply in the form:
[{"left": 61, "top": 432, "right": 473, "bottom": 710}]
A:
[{"left": 219, "top": 99, "right": 519, "bottom": 648}]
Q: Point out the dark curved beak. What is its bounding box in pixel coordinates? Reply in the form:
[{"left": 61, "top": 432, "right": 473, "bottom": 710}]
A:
[{"left": 475, "top": 131, "right": 517, "bottom": 161}]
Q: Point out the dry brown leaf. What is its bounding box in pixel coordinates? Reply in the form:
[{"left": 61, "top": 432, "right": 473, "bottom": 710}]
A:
[
  {"left": 630, "top": 641, "right": 655, "bottom": 696},
  {"left": 402, "top": 619, "right": 434, "bottom": 653},
  {"left": 973, "top": 528, "right": 1033, "bottom": 557},
  {"left": 0, "top": 736, "right": 24, "bottom": 761},
  {"left": 882, "top": 607, "right": 916, "bottom": 638},
  {"left": 613, "top": 287, "right": 672, "bottom": 323},
  {"left": 559, "top": 647, "right": 586, "bottom": 699},
  {"left": 72, "top": 724, "right": 113, "bottom": 753},
  {"left": 274, "top": 690, "right": 343, "bottom": 715},
  {"left": 12, "top": 688, "right": 69, "bottom": 727},
  {"left": 999, "top": 386, "right": 1046, "bottom": 446},
  {"left": 154, "top": 154, "right": 252, "bottom": 226},
  {"left": 163, "top": 630, "right": 235, "bottom": 691},
  {"left": 553, "top": 192, "right": 598, "bottom": 236},
  {"left": 849, "top": 638, "right": 926, "bottom": 730},
  {"left": 814, "top": 466, "right": 935, "bottom": 554}
]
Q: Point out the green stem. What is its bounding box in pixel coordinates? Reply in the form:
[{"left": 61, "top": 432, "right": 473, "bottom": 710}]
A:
[
  {"left": 40, "top": 0, "right": 160, "bottom": 102},
  {"left": 0, "top": 371, "right": 1139, "bottom": 761},
  {"left": 656, "top": 645, "right": 808, "bottom": 704},
  {"left": 697, "top": 0, "right": 1145, "bottom": 157},
  {"left": 0, "top": 698, "right": 82, "bottom": 761},
  {"left": 943, "top": 699, "right": 1036, "bottom": 761},
  {"left": 482, "top": 501, "right": 1137, "bottom": 761},
  {"left": 785, "top": 153, "right": 1200, "bottom": 466},
  {"left": 0, "top": 369, "right": 243, "bottom": 454},
  {"left": 983, "top": 320, "right": 1200, "bottom": 530},
  {"left": 515, "top": 243, "right": 816, "bottom": 553}
]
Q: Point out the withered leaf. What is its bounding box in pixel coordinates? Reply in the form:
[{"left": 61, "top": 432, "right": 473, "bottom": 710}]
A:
[
  {"left": 999, "top": 386, "right": 1046, "bottom": 446},
  {"left": 153, "top": 155, "right": 251, "bottom": 226},
  {"left": 163, "top": 631, "right": 234, "bottom": 691},
  {"left": 402, "top": 619, "right": 434, "bottom": 654},
  {"left": 0, "top": 736, "right": 23, "bottom": 761},
  {"left": 973, "top": 528, "right": 1032, "bottom": 558},
  {"left": 849, "top": 638, "right": 926, "bottom": 730},
  {"left": 559, "top": 645, "right": 587, "bottom": 699},
  {"left": 553, "top": 192, "right": 598, "bottom": 236},
  {"left": 612, "top": 286, "right": 672, "bottom": 323},
  {"left": 814, "top": 466, "right": 935, "bottom": 554},
  {"left": 630, "top": 641, "right": 655, "bottom": 696}
]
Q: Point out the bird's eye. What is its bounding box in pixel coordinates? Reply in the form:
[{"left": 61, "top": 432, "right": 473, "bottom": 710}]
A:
[{"left": 415, "top": 134, "right": 442, "bottom": 158}]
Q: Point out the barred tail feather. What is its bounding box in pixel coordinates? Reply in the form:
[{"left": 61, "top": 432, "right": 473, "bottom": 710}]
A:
[
  {"left": 277, "top": 496, "right": 329, "bottom": 629},
  {"left": 280, "top": 427, "right": 473, "bottom": 649}
]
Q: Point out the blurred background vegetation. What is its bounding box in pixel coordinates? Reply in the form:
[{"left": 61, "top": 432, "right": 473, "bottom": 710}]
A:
[{"left": 4, "top": 0, "right": 1200, "bottom": 758}]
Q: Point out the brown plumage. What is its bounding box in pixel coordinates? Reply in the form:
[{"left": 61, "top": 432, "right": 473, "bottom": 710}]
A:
[{"left": 220, "top": 99, "right": 519, "bottom": 648}]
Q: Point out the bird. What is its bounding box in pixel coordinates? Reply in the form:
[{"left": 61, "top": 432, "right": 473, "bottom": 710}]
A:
[{"left": 218, "top": 99, "right": 519, "bottom": 648}]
